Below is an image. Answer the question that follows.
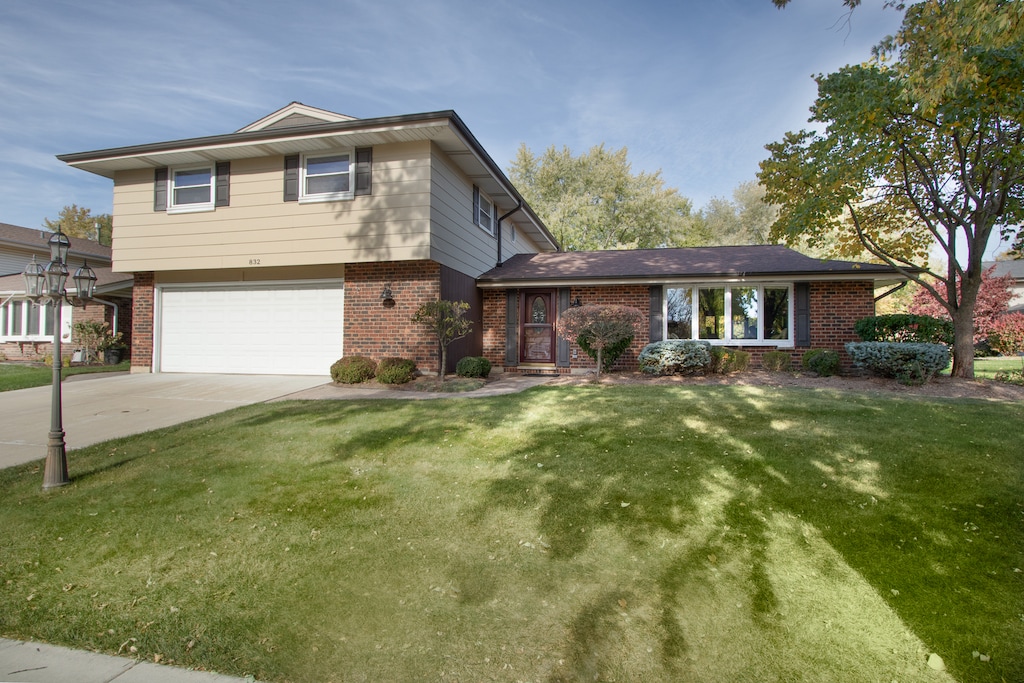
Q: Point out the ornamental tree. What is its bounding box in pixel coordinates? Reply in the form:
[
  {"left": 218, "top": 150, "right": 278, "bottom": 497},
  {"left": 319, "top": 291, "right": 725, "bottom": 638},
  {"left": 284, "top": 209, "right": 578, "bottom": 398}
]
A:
[
  {"left": 759, "top": 0, "right": 1024, "bottom": 378},
  {"left": 987, "top": 312, "right": 1024, "bottom": 360},
  {"left": 909, "top": 265, "right": 1014, "bottom": 343},
  {"left": 411, "top": 300, "right": 473, "bottom": 384},
  {"left": 555, "top": 305, "right": 643, "bottom": 377}
]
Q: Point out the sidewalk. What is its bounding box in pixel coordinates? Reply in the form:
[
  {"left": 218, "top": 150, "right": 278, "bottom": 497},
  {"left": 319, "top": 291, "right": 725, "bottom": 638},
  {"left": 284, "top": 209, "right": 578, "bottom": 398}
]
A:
[{"left": 0, "top": 638, "right": 254, "bottom": 683}]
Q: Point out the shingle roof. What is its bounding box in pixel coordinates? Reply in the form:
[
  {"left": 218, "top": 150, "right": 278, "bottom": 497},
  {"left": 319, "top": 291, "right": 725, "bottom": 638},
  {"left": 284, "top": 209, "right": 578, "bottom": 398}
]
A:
[
  {"left": 0, "top": 222, "right": 113, "bottom": 263},
  {"left": 477, "top": 245, "right": 905, "bottom": 285},
  {"left": 983, "top": 260, "right": 1024, "bottom": 281}
]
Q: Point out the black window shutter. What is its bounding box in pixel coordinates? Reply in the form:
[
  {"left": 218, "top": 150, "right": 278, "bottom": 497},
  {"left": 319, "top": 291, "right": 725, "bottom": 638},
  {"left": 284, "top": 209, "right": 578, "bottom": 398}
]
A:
[
  {"left": 505, "top": 290, "right": 519, "bottom": 366},
  {"left": 795, "top": 282, "right": 811, "bottom": 347},
  {"left": 472, "top": 185, "right": 480, "bottom": 225},
  {"left": 557, "top": 288, "right": 571, "bottom": 367},
  {"left": 215, "top": 162, "right": 230, "bottom": 207},
  {"left": 354, "top": 148, "right": 372, "bottom": 196},
  {"left": 154, "top": 168, "right": 168, "bottom": 211},
  {"left": 649, "top": 286, "right": 664, "bottom": 342},
  {"left": 283, "top": 155, "right": 300, "bottom": 202}
]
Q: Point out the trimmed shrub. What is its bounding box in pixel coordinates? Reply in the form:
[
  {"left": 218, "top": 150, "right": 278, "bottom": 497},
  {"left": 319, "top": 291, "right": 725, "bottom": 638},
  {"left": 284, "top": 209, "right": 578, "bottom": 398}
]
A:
[
  {"left": 854, "top": 314, "right": 953, "bottom": 346},
  {"left": 844, "top": 342, "right": 950, "bottom": 384},
  {"left": 638, "top": 339, "right": 711, "bottom": 375},
  {"left": 579, "top": 333, "right": 633, "bottom": 373},
  {"left": 709, "top": 347, "right": 750, "bottom": 374},
  {"left": 987, "top": 312, "right": 1024, "bottom": 357},
  {"left": 761, "top": 350, "right": 792, "bottom": 372},
  {"left": 376, "top": 357, "right": 416, "bottom": 385},
  {"left": 801, "top": 348, "right": 841, "bottom": 377},
  {"left": 455, "top": 356, "right": 491, "bottom": 378},
  {"left": 330, "top": 355, "right": 376, "bottom": 384}
]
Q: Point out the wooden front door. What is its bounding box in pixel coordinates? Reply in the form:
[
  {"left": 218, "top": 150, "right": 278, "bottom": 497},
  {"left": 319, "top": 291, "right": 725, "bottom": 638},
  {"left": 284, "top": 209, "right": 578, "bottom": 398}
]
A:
[{"left": 520, "top": 290, "right": 556, "bottom": 363}]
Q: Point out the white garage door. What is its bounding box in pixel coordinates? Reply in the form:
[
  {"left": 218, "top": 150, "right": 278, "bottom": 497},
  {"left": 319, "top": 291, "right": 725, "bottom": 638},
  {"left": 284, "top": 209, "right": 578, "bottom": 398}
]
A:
[{"left": 159, "top": 285, "right": 344, "bottom": 375}]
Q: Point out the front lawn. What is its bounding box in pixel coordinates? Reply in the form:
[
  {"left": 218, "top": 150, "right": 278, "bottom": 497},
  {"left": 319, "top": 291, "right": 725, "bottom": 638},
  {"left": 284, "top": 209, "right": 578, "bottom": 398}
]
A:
[
  {"left": 0, "top": 385, "right": 1020, "bottom": 682},
  {"left": 0, "top": 361, "right": 130, "bottom": 392},
  {"left": 970, "top": 356, "right": 1024, "bottom": 380}
]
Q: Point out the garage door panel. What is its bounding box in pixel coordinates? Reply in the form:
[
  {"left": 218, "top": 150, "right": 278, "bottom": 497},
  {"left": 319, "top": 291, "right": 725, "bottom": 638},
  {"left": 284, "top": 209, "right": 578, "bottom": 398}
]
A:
[{"left": 159, "top": 286, "right": 343, "bottom": 375}]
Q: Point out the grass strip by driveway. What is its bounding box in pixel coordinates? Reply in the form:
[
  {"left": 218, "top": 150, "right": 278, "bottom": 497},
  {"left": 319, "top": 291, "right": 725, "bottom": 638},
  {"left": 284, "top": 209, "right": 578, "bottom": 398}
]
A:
[
  {"left": 0, "top": 361, "right": 130, "bottom": 392},
  {"left": 0, "top": 385, "right": 1020, "bottom": 682}
]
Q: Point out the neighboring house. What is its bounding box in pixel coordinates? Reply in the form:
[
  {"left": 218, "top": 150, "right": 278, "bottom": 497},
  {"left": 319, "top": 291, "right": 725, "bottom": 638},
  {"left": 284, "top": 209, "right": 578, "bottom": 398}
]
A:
[
  {"left": 0, "top": 222, "right": 133, "bottom": 362},
  {"left": 983, "top": 260, "right": 1024, "bottom": 313},
  {"left": 58, "top": 103, "right": 905, "bottom": 376}
]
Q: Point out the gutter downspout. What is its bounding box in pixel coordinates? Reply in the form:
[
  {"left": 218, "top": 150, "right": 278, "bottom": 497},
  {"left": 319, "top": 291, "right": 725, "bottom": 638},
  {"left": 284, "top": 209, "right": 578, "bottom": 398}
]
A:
[
  {"left": 496, "top": 202, "right": 522, "bottom": 268},
  {"left": 91, "top": 297, "right": 119, "bottom": 334}
]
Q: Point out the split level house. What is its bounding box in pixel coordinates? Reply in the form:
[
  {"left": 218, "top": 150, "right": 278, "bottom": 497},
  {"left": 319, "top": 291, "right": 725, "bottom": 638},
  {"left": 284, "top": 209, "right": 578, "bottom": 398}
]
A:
[
  {"left": 57, "top": 102, "right": 905, "bottom": 376},
  {"left": 0, "top": 222, "right": 133, "bottom": 362}
]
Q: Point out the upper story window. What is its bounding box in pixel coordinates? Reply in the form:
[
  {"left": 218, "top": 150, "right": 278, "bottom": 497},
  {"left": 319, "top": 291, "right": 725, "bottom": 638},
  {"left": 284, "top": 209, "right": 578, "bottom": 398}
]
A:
[
  {"left": 666, "top": 284, "right": 792, "bottom": 346},
  {"left": 300, "top": 151, "right": 354, "bottom": 202},
  {"left": 473, "top": 185, "right": 495, "bottom": 235},
  {"left": 169, "top": 166, "right": 214, "bottom": 213},
  {"left": 283, "top": 149, "right": 371, "bottom": 203},
  {"left": 155, "top": 163, "right": 229, "bottom": 213}
]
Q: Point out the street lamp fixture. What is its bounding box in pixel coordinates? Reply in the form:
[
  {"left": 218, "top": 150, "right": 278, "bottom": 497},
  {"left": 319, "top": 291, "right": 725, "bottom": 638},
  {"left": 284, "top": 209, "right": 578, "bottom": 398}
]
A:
[{"left": 22, "top": 227, "right": 97, "bottom": 489}]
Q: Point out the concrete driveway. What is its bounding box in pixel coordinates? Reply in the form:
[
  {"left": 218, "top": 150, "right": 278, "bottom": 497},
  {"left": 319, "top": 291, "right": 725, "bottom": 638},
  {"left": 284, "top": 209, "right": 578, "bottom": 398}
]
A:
[{"left": 0, "top": 373, "right": 330, "bottom": 470}]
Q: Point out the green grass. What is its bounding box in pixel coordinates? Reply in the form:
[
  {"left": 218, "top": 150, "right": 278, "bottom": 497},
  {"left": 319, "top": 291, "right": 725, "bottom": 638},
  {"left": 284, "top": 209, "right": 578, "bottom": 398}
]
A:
[
  {"left": 0, "top": 385, "right": 1021, "bottom": 682},
  {"left": 970, "top": 356, "right": 1024, "bottom": 380},
  {"left": 0, "top": 361, "right": 130, "bottom": 392}
]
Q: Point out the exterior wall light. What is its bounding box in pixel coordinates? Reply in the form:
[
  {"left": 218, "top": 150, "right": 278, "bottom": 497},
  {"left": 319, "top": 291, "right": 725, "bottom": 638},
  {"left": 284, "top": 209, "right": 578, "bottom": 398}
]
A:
[{"left": 381, "top": 284, "right": 395, "bottom": 308}]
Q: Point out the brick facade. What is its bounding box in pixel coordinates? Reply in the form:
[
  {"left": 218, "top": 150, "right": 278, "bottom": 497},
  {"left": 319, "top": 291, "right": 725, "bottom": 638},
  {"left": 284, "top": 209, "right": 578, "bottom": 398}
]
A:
[
  {"left": 484, "top": 280, "right": 876, "bottom": 374},
  {"left": 130, "top": 272, "right": 155, "bottom": 372},
  {"left": 343, "top": 261, "right": 444, "bottom": 373}
]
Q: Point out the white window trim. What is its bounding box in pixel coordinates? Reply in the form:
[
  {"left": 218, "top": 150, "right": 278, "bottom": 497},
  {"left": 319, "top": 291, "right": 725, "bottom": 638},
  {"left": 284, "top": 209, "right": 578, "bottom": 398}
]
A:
[
  {"left": 476, "top": 190, "right": 494, "bottom": 235},
  {"left": 0, "top": 299, "right": 72, "bottom": 343},
  {"left": 664, "top": 283, "right": 794, "bottom": 347},
  {"left": 299, "top": 150, "right": 355, "bottom": 203},
  {"left": 167, "top": 165, "right": 216, "bottom": 214}
]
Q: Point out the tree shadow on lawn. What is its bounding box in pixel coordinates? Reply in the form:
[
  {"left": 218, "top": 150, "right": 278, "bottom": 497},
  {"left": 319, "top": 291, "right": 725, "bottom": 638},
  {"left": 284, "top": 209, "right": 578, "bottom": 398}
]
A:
[{"left": 466, "top": 384, "right": 1022, "bottom": 682}]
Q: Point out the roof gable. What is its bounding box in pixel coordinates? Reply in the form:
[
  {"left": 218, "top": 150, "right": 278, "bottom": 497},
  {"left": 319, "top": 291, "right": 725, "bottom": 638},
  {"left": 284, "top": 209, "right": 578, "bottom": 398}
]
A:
[{"left": 236, "top": 102, "right": 357, "bottom": 133}]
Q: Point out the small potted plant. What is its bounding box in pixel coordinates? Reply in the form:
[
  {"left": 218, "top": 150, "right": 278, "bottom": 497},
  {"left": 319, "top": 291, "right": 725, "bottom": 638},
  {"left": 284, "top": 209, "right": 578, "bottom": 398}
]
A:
[{"left": 98, "top": 330, "right": 127, "bottom": 365}]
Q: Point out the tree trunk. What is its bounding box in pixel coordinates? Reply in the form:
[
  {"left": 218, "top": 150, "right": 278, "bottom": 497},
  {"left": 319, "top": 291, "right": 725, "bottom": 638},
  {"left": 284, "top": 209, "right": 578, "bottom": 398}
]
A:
[
  {"left": 949, "top": 308, "right": 975, "bottom": 379},
  {"left": 439, "top": 345, "right": 447, "bottom": 384},
  {"left": 595, "top": 348, "right": 603, "bottom": 377}
]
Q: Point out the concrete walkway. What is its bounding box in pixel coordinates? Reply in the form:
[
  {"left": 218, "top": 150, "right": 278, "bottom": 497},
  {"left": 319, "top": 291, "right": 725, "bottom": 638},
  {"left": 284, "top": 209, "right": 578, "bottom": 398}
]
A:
[{"left": 0, "top": 371, "right": 553, "bottom": 682}]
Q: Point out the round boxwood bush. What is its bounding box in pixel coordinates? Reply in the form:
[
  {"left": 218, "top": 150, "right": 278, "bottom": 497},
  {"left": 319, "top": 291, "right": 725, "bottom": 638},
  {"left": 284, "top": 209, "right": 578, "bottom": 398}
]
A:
[
  {"left": 330, "top": 355, "right": 377, "bottom": 384},
  {"left": 801, "top": 348, "right": 841, "bottom": 377},
  {"left": 456, "top": 356, "right": 491, "bottom": 378},
  {"left": 376, "top": 357, "right": 416, "bottom": 384}
]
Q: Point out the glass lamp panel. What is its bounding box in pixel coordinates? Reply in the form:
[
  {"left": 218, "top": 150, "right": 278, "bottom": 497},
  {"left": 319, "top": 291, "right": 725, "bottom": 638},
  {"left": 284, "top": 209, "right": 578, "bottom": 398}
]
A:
[
  {"left": 23, "top": 258, "right": 45, "bottom": 298},
  {"left": 49, "top": 230, "right": 71, "bottom": 262},
  {"left": 45, "top": 260, "right": 68, "bottom": 295},
  {"left": 73, "top": 263, "right": 98, "bottom": 300}
]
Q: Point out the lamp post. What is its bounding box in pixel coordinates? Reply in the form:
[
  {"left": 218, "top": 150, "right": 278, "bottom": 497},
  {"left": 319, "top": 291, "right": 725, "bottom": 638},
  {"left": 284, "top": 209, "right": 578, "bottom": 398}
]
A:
[{"left": 23, "top": 227, "right": 97, "bottom": 489}]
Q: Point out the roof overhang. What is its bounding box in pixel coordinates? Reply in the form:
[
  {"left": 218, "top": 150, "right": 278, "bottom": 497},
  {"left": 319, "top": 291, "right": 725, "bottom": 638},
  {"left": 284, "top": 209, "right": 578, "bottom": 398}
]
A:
[
  {"left": 476, "top": 272, "right": 904, "bottom": 289},
  {"left": 58, "top": 109, "right": 559, "bottom": 252}
]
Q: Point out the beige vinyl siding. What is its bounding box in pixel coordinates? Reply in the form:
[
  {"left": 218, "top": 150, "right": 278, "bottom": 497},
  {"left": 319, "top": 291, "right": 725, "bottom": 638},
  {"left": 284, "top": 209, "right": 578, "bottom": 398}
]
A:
[
  {"left": 111, "top": 142, "right": 433, "bottom": 273},
  {"left": 426, "top": 144, "right": 498, "bottom": 277},
  {"left": 155, "top": 264, "right": 345, "bottom": 286}
]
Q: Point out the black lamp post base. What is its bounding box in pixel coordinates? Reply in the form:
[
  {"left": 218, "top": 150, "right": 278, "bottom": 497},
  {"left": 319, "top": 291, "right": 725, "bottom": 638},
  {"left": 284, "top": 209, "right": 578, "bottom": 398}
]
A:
[{"left": 42, "top": 430, "right": 69, "bottom": 489}]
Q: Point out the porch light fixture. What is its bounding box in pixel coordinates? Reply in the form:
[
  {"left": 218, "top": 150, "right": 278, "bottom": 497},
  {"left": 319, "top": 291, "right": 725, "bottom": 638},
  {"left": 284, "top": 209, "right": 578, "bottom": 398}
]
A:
[
  {"left": 22, "top": 227, "right": 97, "bottom": 489},
  {"left": 570, "top": 297, "right": 582, "bottom": 308},
  {"left": 380, "top": 284, "right": 395, "bottom": 308}
]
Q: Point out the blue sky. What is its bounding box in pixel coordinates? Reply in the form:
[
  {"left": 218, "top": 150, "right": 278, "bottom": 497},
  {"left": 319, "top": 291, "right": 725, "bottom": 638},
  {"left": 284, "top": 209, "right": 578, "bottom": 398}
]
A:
[{"left": 1, "top": 0, "right": 904, "bottom": 233}]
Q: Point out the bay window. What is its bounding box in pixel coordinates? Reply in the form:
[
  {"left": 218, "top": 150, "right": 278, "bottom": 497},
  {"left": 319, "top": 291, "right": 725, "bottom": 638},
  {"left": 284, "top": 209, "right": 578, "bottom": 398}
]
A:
[
  {"left": 667, "top": 284, "right": 792, "bottom": 345},
  {"left": 1, "top": 299, "right": 60, "bottom": 341}
]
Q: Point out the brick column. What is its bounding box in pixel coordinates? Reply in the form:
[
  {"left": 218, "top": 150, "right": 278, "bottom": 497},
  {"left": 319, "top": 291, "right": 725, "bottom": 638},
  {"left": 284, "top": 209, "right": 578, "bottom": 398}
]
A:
[{"left": 131, "top": 272, "right": 154, "bottom": 373}]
